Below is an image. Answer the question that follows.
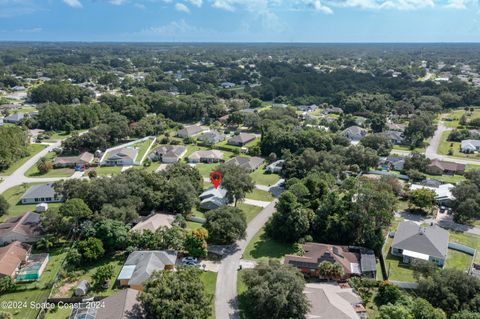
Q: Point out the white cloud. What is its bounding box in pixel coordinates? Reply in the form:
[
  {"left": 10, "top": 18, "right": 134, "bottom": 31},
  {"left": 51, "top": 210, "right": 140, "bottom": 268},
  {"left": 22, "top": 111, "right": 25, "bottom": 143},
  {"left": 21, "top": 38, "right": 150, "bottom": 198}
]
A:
[
  {"left": 109, "top": 0, "right": 127, "bottom": 5},
  {"left": 444, "top": 0, "right": 467, "bottom": 9},
  {"left": 303, "top": 0, "right": 333, "bottom": 13},
  {"left": 186, "top": 0, "right": 203, "bottom": 7},
  {"left": 63, "top": 0, "right": 82, "bottom": 8},
  {"left": 175, "top": 2, "right": 190, "bottom": 12}
]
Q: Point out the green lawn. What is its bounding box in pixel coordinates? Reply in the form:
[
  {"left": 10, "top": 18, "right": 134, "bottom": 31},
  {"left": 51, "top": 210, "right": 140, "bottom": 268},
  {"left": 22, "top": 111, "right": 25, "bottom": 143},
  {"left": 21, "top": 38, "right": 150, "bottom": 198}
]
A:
[
  {"left": 392, "top": 144, "right": 426, "bottom": 153},
  {"left": 195, "top": 163, "right": 220, "bottom": 178},
  {"left": 441, "top": 108, "right": 480, "bottom": 128},
  {"left": 438, "top": 131, "right": 480, "bottom": 159},
  {"left": 25, "top": 152, "right": 74, "bottom": 178},
  {"left": 245, "top": 189, "right": 273, "bottom": 202},
  {"left": 42, "top": 129, "right": 88, "bottom": 143},
  {"left": 250, "top": 166, "right": 280, "bottom": 186},
  {"left": 448, "top": 231, "right": 480, "bottom": 263},
  {"left": 444, "top": 249, "right": 473, "bottom": 271},
  {"left": 133, "top": 138, "right": 155, "bottom": 163},
  {"left": 92, "top": 166, "right": 122, "bottom": 176},
  {"left": 0, "top": 184, "right": 62, "bottom": 222},
  {"left": 187, "top": 221, "right": 204, "bottom": 230},
  {"left": 466, "top": 164, "right": 480, "bottom": 172},
  {"left": 0, "top": 144, "right": 47, "bottom": 176},
  {"left": 200, "top": 271, "right": 217, "bottom": 319},
  {"left": 243, "top": 228, "right": 295, "bottom": 261},
  {"left": 383, "top": 237, "right": 416, "bottom": 282},
  {"left": 0, "top": 248, "right": 67, "bottom": 319},
  {"left": 237, "top": 203, "right": 263, "bottom": 224}
]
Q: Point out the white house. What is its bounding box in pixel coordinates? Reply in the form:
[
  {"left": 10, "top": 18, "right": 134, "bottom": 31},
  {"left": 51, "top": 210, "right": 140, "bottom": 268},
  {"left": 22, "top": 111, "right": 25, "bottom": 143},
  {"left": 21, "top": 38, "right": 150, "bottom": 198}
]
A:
[
  {"left": 461, "top": 139, "right": 480, "bottom": 153},
  {"left": 21, "top": 184, "right": 64, "bottom": 204},
  {"left": 199, "top": 187, "right": 228, "bottom": 210},
  {"left": 102, "top": 148, "right": 138, "bottom": 166}
]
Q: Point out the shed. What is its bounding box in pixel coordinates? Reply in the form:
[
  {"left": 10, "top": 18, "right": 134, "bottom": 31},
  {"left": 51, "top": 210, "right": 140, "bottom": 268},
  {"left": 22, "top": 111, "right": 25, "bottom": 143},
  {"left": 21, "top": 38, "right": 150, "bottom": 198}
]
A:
[{"left": 74, "top": 280, "right": 90, "bottom": 297}]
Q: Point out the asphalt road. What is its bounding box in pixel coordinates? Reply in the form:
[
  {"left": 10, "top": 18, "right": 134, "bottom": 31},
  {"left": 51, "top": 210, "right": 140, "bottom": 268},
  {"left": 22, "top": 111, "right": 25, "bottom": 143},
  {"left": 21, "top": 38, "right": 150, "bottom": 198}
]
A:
[
  {"left": 215, "top": 199, "right": 278, "bottom": 319},
  {"left": 426, "top": 121, "right": 480, "bottom": 165},
  {"left": 0, "top": 141, "right": 65, "bottom": 194}
]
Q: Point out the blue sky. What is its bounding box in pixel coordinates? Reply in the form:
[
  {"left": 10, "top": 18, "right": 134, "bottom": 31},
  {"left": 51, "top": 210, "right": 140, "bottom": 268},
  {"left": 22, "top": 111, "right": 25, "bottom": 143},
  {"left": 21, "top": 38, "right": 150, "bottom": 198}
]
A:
[{"left": 0, "top": 0, "right": 479, "bottom": 42}]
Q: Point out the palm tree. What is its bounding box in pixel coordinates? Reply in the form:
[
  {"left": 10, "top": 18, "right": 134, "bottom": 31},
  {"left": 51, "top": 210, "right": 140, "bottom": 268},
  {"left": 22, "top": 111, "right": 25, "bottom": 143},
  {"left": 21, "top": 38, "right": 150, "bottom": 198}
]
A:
[
  {"left": 330, "top": 263, "right": 344, "bottom": 280},
  {"left": 318, "top": 261, "right": 333, "bottom": 280}
]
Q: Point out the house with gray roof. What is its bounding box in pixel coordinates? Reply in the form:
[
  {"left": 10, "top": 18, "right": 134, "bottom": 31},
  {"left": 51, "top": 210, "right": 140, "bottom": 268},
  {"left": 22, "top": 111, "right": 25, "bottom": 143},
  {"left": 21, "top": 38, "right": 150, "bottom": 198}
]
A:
[
  {"left": 0, "top": 212, "right": 43, "bottom": 246},
  {"left": 461, "top": 139, "right": 480, "bottom": 153},
  {"left": 266, "top": 160, "right": 284, "bottom": 174},
  {"left": 148, "top": 145, "right": 187, "bottom": 163},
  {"left": 341, "top": 126, "right": 367, "bottom": 142},
  {"left": 200, "top": 187, "right": 228, "bottom": 210},
  {"left": 188, "top": 150, "right": 224, "bottom": 163},
  {"left": 225, "top": 156, "right": 264, "bottom": 172},
  {"left": 117, "top": 250, "right": 177, "bottom": 290},
  {"left": 227, "top": 133, "right": 257, "bottom": 146},
  {"left": 21, "top": 184, "right": 64, "bottom": 204},
  {"left": 391, "top": 221, "right": 449, "bottom": 267},
  {"left": 176, "top": 125, "right": 207, "bottom": 138},
  {"left": 103, "top": 147, "right": 138, "bottom": 166},
  {"left": 53, "top": 152, "right": 94, "bottom": 168},
  {"left": 197, "top": 130, "right": 225, "bottom": 145},
  {"left": 381, "top": 130, "right": 404, "bottom": 145},
  {"left": 69, "top": 288, "right": 141, "bottom": 319},
  {"left": 4, "top": 112, "right": 25, "bottom": 124}
]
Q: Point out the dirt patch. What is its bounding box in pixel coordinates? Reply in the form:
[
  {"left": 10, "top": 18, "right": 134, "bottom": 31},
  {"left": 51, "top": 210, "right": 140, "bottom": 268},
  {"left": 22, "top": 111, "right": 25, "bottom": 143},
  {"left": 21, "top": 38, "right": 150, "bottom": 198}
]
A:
[{"left": 53, "top": 280, "right": 79, "bottom": 298}]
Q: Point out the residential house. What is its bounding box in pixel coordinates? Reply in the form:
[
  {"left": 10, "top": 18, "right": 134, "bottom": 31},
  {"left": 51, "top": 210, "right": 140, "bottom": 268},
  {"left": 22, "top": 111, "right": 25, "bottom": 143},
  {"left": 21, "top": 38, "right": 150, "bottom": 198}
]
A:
[
  {"left": 391, "top": 221, "right": 449, "bottom": 267},
  {"left": 103, "top": 148, "right": 138, "bottom": 166},
  {"left": 117, "top": 250, "right": 177, "bottom": 290},
  {"left": 0, "top": 241, "right": 29, "bottom": 278},
  {"left": 148, "top": 145, "right": 187, "bottom": 163},
  {"left": 341, "top": 126, "right": 367, "bottom": 142},
  {"left": 305, "top": 283, "right": 367, "bottom": 319},
  {"left": 21, "top": 184, "right": 64, "bottom": 204},
  {"left": 199, "top": 187, "right": 228, "bottom": 210},
  {"left": 225, "top": 156, "right": 264, "bottom": 172},
  {"left": 379, "top": 155, "right": 406, "bottom": 171},
  {"left": 197, "top": 130, "right": 225, "bottom": 145},
  {"left": 297, "top": 104, "right": 318, "bottom": 112},
  {"left": 3, "top": 112, "right": 25, "bottom": 124},
  {"left": 381, "top": 130, "right": 405, "bottom": 145},
  {"left": 131, "top": 213, "right": 175, "bottom": 233},
  {"left": 220, "top": 82, "right": 235, "bottom": 89},
  {"left": 188, "top": 150, "right": 224, "bottom": 163},
  {"left": 323, "top": 107, "right": 344, "bottom": 115},
  {"left": 427, "top": 159, "right": 465, "bottom": 175},
  {"left": 69, "top": 288, "right": 141, "bottom": 319},
  {"left": 176, "top": 125, "right": 207, "bottom": 138},
  {"left": 284, "top": 243, "right": 376, "bottom": 279},
  {"left": 410, "top": 183, "right": 455, "bottom": 207},
  {"left": 227, "top": 133, "right": 257, "bottom": 146},
  {"left": 461, "top": 139, "right": 480, "bottom": 153},
  {"left": 386, "top": 123, "right": 406, "bottom": 132},
  {"left": 0, "top": 212, "right": 43, "bottom": 245},
  {"left": 469, "top": 129, "right": 480, "bottom": 139},
  {"left": 265, "top": 160, "right": 284, "bottom": 174},
  {"left": 53, "top": 152, "right": 94, "bottom": 168}
]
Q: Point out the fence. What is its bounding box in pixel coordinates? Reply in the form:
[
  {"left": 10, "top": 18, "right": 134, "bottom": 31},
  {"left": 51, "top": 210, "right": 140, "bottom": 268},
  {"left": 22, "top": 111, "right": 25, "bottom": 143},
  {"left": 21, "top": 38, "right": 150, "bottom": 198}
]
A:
[{"left": 448, "top": 242, "right": 476, "bottom": 255}]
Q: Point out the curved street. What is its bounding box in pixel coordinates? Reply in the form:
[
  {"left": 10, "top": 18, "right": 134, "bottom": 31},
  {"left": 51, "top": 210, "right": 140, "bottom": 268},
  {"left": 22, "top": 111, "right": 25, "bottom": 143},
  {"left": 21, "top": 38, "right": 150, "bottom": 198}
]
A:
[{"left": 215, "top": 200, "right": 278, "bottom": 319}]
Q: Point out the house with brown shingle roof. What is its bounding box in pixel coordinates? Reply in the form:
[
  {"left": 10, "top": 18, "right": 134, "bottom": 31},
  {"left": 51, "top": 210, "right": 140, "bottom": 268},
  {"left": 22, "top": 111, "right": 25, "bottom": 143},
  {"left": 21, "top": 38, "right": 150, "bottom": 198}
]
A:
[
  {"left": 284, "top": 243, "right": 376, "bottom": 280},
  {"left": 225, "top": 156, "right": 264, "bottom": 172},
  {"left": 0, "top": 212, "right": 43, "bottom": 246},
  {"left": 53, "top": 152, "right": 94, "bottom": 168},
  {"left": 0, "top": 241, "right": 30, "bottom": 278},
  {"left": 227, "top": 133, "right": 257, "bottom": 146},
  {"left": 130, "top": 213, "right": 175, "bottom": 233},
  {"left": 188, "top": 150, "right": 224, "bottom": 163},
  {"left": 427, "top": 159, "right": 465, "bottom": 175}
]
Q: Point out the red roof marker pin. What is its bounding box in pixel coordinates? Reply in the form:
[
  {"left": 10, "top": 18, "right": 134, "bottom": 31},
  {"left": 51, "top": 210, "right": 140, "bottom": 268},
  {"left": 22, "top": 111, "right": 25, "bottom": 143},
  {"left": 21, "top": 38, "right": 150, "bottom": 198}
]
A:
[{"left": 210, "top": 171, "right": 222, "bottom": 189}]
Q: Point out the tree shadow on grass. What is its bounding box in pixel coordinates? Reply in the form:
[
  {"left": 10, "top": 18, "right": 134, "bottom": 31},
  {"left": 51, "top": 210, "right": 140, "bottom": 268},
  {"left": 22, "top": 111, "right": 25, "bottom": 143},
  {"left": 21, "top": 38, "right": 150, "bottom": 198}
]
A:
[{"left": 248, "top": 233, "right": 295, "bottom": 260}]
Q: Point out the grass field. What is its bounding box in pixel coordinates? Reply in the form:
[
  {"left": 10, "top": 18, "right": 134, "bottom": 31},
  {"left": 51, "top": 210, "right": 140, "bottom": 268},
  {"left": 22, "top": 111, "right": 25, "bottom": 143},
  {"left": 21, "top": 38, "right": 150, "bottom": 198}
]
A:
[
  {"left": 133, "top": 138, "right": 155, "bottom": 163},
  {"left": 243, "top": 228, "right": 295, "bottom": 261},
  {"left": 444, "top": 249, "right": 473, "bottom": 271},
  {"left": 92, "top": 166, "right": 122, "bottom": 176},
  {"left": 383, "top": 236, "right": 416, "bottom": 282},
  {"left": 25, "top": 152, "right": 74, "bottom": 178},
  {"left": 250, "top": 166, "right": 280, "bottom": 186},
  {"left": 392, "top": 144, "right": 426, "bottom": 153},
  {"left": 245, "top": 189, "right": 273, "bottom": 202},
  {"left": 0, "top": 144, "right": 47, "bottom": 176},
  {"left": 448, "top": 231, "right": 480, "bottom": 263},
  {"left": 0, "top": 248, "right": 67, "bottom": 319},
  {"left": 237, "top": 203, "right": 263, "bottom": 224},
  {"left": 200, "top": 271, "right": 217, "bottom": 319},
  {"left": 0, "top": 184, "right": 62, "bottom": 222},
  {"left": 441, "top": 108, "right": 480, "bottom": 128},
  {"left": 195, "top": 163, "right": 220, "bottom": 178},
  {"left": 438, "top": 131, "right": 480, "bottom": 159}
]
